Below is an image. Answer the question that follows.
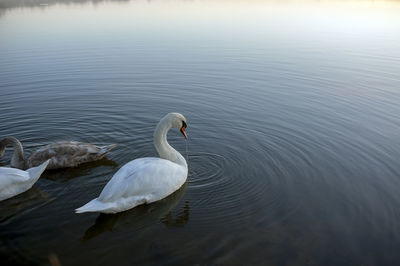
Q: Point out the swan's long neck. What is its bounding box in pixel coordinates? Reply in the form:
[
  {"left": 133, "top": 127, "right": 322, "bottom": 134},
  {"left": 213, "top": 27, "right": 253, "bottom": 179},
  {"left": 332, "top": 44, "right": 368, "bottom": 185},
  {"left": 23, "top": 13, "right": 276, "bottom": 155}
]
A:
[
  {"left": 154, "top": 118, "right": 187, "bottom": 169},
  {"left": 0, "top": 137, "right": 26, "bottom": 169}
]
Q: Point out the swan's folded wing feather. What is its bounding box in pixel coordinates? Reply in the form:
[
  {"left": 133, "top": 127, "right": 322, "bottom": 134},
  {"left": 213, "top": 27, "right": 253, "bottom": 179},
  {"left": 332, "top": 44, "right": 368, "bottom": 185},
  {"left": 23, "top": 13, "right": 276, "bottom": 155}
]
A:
[
  {"left": 0, "top": 167, "right": 42, "bottom": 201},
  {"left": 0, "top": 167, "right": 30, "bottom": 187},
  {"left": 98, "top": 158, "right": 185, "bottom": 203},
  {"left": 28, "top": 142, "right": 103, "bottom": 168}
]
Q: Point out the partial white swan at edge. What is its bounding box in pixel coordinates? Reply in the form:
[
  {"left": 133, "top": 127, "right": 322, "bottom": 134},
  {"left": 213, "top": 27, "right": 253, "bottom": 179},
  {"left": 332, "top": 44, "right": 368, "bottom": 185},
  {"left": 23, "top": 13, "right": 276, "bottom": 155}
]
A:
[
  {"left": 0, "top": 159, "right": 50, "bottom": 201},
  {"left": 75, "top": 112, "right": 188, "bottom": 214}
]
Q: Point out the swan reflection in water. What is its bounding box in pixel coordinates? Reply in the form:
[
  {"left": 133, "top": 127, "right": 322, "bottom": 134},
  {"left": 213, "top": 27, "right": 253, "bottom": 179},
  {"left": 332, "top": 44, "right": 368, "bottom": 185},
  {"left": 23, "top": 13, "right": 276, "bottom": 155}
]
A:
[
  {"left": 82, "top": 183, "right": 189, "bottom": 241},
  {"left": 0, "top": 186, "right": 52, "bottom": 224},
  {"left": 0, "top": 152, "right": 118, "bottom": 181}
]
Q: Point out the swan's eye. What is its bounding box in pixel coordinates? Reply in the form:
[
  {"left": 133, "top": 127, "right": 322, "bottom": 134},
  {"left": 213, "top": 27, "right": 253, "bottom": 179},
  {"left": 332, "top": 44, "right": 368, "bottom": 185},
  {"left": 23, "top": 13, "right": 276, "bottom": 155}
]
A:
[{"left": 182, "top": 121, "right": 187, "bottom": 128}]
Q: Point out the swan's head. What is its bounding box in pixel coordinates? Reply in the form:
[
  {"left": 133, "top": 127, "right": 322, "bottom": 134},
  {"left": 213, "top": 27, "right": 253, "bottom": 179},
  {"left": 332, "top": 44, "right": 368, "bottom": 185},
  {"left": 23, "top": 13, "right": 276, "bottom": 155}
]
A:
[{"left": 165, "top": 112, "right": 188, "bottom": 139}]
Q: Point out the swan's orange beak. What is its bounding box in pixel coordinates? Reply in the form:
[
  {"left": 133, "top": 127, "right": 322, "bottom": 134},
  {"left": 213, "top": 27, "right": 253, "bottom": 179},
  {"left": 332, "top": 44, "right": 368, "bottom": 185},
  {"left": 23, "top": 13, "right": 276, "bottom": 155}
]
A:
[{"left": 180, "top": 121, "right": 187, "bottom": 139}]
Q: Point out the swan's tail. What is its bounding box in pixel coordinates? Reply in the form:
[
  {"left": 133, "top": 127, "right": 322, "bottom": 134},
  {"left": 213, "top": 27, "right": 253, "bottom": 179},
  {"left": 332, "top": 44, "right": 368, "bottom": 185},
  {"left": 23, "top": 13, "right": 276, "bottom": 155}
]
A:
[
  {"left": 99, "top": 144, "right": 117, "bottom": 157},
  {"left": 26, "top": 159, "right": 50, "bottom": 182},
  {"left": 75, "top": 198, "right": 105, "bottom": 213}
]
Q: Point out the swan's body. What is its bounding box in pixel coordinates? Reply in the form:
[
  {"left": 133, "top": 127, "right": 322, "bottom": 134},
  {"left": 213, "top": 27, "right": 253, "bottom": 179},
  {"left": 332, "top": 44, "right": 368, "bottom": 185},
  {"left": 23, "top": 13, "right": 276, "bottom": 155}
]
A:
[
  {"left": 76, "top": 113, "right": 188, "bottom": 214},
  {"left": 0, "top": 159, "right": 50, "bottom": 201},
  {"left": 0, "top": 137, "right": 117, "bottom": 170}
]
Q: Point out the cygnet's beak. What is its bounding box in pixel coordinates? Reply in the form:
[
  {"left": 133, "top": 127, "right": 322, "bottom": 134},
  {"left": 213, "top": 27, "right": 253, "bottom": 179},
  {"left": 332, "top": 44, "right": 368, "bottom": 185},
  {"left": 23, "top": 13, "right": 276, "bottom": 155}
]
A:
[{"left": 180, "top": 121, "right": 188, "bottom": 139}]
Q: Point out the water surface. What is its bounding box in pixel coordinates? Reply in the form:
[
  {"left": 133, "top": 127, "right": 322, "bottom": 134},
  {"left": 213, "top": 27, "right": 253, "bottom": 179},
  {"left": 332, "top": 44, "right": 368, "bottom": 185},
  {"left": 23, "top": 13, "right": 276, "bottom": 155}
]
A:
[{"left": 1, "top": 0, "right": 400, "bottom": 265}]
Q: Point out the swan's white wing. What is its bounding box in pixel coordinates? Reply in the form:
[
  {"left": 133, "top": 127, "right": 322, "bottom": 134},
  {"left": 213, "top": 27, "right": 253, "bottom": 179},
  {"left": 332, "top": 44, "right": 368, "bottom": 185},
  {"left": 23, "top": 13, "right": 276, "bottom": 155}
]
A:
[
  {"left": 99, "top": 157, "right": 187, "bottom": 203},
  {"left": 0, "top": 168, "right": 31, "bottom": 201},
  {"left": 0, "top": 160, "right": 49, "bottom": 201},
  {"left": 0, "top": 167, "right": 30, "bottom": 186}
]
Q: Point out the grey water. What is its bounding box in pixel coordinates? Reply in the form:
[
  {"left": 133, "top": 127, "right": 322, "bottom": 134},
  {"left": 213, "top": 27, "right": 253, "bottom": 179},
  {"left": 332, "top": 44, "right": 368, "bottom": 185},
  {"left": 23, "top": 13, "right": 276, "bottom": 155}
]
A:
[{"left": 1, "top": 0, "right": 400, "bottom": 265}]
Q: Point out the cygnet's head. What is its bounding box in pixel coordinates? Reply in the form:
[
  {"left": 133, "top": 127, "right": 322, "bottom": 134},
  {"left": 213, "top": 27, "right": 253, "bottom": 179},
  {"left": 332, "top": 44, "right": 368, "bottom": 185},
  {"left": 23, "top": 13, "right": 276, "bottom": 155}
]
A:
[{"left": 164, "top": 112, "right": 188, "bottom": 139}]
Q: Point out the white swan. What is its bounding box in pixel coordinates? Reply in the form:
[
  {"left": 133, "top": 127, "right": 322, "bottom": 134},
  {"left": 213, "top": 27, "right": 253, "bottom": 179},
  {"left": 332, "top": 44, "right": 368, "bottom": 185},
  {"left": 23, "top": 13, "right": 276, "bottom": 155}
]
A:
[
  {"left": 75, "top": 112, "right": 188, "bottom": 214},
  {"left": 0, "top": 137, "right": 117, "bottom": 170},
  {"left": 0, "top": 159, "right": 50, "bottom": 201}
]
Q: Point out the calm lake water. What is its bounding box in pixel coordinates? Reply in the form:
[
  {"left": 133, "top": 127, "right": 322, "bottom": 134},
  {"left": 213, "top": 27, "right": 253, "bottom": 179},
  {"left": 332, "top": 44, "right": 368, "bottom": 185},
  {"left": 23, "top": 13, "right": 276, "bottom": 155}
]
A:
[{"left": 1, "top": 0, "right": 400, "bottom": 265}]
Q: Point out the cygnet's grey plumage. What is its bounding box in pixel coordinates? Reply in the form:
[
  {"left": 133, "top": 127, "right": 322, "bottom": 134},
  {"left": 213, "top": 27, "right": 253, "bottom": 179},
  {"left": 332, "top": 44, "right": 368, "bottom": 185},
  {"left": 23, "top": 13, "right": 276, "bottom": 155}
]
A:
[{"left": 0, "top": 136, "right": 117, "bottom": 170}]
